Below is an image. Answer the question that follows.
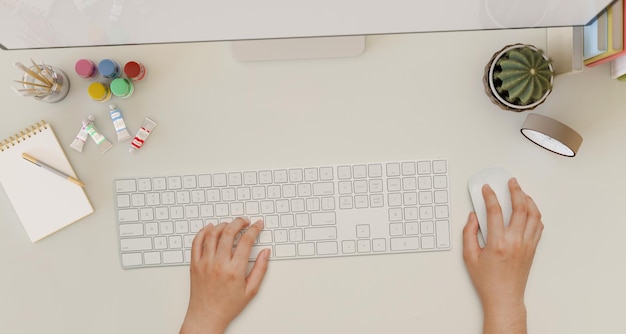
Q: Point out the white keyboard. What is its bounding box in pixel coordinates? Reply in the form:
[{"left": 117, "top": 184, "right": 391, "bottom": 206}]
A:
[{"left": 114, "top": 159, "right": 451, "bottom": 269}]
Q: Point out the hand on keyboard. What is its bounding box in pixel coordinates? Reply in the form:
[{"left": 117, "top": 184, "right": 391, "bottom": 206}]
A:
[
  {"left": 180, "top": 218, "right": 271, "bottom": 334},
  {"left": 462, "top": 178, "right": 543, "bottom": 334}
]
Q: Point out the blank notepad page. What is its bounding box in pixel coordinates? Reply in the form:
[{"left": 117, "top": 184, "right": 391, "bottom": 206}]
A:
[{"left": 0, "top": 121, "right": 93, "bottom": 242}]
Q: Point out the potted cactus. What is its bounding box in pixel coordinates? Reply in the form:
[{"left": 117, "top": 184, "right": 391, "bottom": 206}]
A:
[{"left": 483, "top": 43, "right": 554, "bottom": 111}]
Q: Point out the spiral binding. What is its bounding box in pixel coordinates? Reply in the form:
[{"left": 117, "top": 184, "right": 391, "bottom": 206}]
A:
[{"left": 0, "top": 120, "right": 48, "bottom": 152}]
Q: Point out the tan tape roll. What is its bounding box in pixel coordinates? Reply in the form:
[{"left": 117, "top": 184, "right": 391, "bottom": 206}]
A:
[{"left": 520, "top": 114, "right": 583, "bottom": 157}]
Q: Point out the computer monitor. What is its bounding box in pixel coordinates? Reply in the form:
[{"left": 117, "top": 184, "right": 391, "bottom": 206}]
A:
[{"left": 0, "top": 0, "right": 612, "bottom": 50}]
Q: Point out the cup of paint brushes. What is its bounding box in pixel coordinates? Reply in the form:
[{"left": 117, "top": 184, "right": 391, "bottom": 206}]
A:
[{"left": 14, "top": 61, "right": 70, "bottom": 103}]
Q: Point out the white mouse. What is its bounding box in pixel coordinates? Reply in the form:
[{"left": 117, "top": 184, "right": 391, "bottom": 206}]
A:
[{"left": 468, "top": 167, "right": 513, "bottom": 242}]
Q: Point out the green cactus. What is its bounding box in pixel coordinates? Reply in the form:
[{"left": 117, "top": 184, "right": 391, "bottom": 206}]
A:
[{"left": 494, "top": 46, "right": 553, "bottom": 106}]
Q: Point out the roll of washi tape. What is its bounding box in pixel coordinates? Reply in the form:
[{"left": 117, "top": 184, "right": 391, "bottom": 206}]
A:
[{"left": 520, "top": 113, "right": 583, "bottom": 157}]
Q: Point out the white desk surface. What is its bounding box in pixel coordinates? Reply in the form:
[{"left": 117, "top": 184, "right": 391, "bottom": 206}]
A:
[{"left": 1, "top": 29, "right": 625, "bottom": 334}]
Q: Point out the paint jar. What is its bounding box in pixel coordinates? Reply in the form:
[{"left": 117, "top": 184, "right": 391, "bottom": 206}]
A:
[
  {"left": 88, "top": 82, "right": 112, "bottom": 102},
  {"left": 74, "top": 59, "right": 98, "bottom": 78},
  {"left": 98, "top": 59, "right": 121, "bottom": 79},
  {"left": 124, "top": 61, "right": 146, "bottom": 81},
  {"left": 110, "top": 78, "right": 134, "bottom": 98}
]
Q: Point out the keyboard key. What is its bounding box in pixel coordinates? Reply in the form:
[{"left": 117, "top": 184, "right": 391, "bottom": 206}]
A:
[
  {"left": 258, "top": 171, "right": 273, "bottom": 184},
  {"left": 311, "top": 212, "right": 336, "bottom": 226},
  {"left": 122, "top": 253, "right": 142, "bottom": 266},
  {"left": 368, "top": 164, "right": 383, "bottom": 178},
  {"left": 305, "top": 226, "right": 337, "bottom": 241},
  {"left": 289, "top": 169, "right": 303, "bottom": 182},
  {"left": 198, "top": 174, "right": 212, "bottom": 187},
  {"left": 120, "top": 238, "right": 152, "bottom": 251},
  {"left": 352, "top": 165, "right": 367, "bottom": 179},
  {"left": 321, "top": 197, "right": 335, "bottom": 210},
  {"left": 119, "top": 223, "right": 144, "bottom": 237},
  {"left": 401, "top": 162, "right": 416, "bottom": 175},
  {"left": 213, "top": 174, "right": 227, "bottom": 187},
  {"left": 421, "top": 221, "right": 434, "bottom": 234},
  {"left": 417, "top": 161, "right": 431, "bottom": 174},
  {"left": 337, "top": 166, "right": 351, "bottom": 179},
  {"left": 144, "top": 252, "right": 161, "bottom": 265},
  {"left": 183, "top": 175, "right": 197, "bottom": 189},
  {"left": 298, "top": 242, "right": 315, "bottom": 256},
  {"left": 386, "top": 163, "right": 401, "bottom": 176},
  {"left": 137, "top": 178, "right": 152, "bottom": 191},
  {"left": 117, "top": 194, "right": 131, "bottom": 207},
  {"left": 433, "top": 160, "right": 447, "bottom": 174},
  {"left": 116, "top": 179, "right": 137, "bottom": 192},
  {"left": 296, "top": 213, "right": 310, "bottom": 226},
  {"left": 304, "top": 168, "right": 319, "bottom": 181},
  {"left": 421, "top": 236, "right": 435, "bottom": 249},
  {"left": 356, "top": 224, "right": 370, "bottom": 238},
  {"left": 418, "top": 176, "right": 432, "bottom": 190},
  {"left": 405, "top": 222, "right": 419, "bottom": 235},
  {"left": 317, "top": 241, "right": 338, "bottom": 255},
  {"left": 342, "top": 240, "right": 356, "bottom": 254},
  {"left": 243, "top": 171, "right": 257, "bottom": 185},
  {"left": 313, "top": 182, "right": 334, "bottom": 196},
  {"left": 168, "top": 176, "right": 182, "bottom": 190},
  {"left": 389, "top": 223, "right": 403, "bottom": 236},
  {"left": 357, "top": 240, "right": 371, "bottom": 253},
  {"left": 275, "top": 244, "right": 296, "bottom": 257},
  {"left": 435, "top": 220, "right": 451, "bottom": 248},
  {"left": 390, "top": 237, "right": 419, "bottom": 251},
  {"left": 132, "top": 193, "right": 146, "bottom": 206},
  {"left": 118, "top": 209, "right": 139, "bottom": 222},
  {"left": 319, "top": 167, "right": 333, "bottom": 181},
  {"left": 228, "top": 173, "right": 242, "bottom": 186},
  {"left": 372, "top": 238, "right": 386, "bottom": 252},
  {"left": 274, "top": 169, "right": 288, "bottom": 183},
  {"left": 434, "top": 190, "right": 448, "bottom": 204},
  {"left": 163, "top": 250, "right": 184, "bottom": 264}
]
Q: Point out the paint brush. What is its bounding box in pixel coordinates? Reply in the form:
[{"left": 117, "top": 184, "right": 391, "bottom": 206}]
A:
[
  {"left": 14, "top": 80, "right": 52, "bottom": 88},
  {"left": 13, "top": 61, "right": 52, "bottom": 86}
]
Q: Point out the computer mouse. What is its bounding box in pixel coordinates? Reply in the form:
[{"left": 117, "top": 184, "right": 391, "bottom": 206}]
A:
[{"left": 468, "top": 167, "right": 513, "bottom": 242}]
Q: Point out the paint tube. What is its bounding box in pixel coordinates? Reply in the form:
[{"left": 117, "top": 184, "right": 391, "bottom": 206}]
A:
[
  {"left": 109, "top": 104, "right": 131, "bottom": 141},
  {"left": 129, "top": 117, "right": 157, "bottom": 153},
  {"left": 84, "top": 115, "right": 113, "bottom": 153},
  {"left": 70, "top": 122, "right": 89, "bottom": 152}
]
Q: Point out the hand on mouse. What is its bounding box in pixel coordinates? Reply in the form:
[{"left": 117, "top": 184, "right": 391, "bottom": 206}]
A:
[
  {"left": 463, "top": 178, "right": 543, "bottom": 334},
  {"left": 180, "top": 218, "right": 271, "bottom": 334}
]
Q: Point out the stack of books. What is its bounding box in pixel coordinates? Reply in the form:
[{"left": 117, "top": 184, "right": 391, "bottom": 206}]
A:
[{"left": 583, "top": 0, "right": 626, "bottom": 80}]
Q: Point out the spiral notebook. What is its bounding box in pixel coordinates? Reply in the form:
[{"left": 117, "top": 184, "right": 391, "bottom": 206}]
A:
[{"left": 0, "top": 121, "right": 93, "bottom": 242}]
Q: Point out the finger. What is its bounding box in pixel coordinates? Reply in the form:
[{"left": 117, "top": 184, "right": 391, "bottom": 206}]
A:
[
  {"left": 245, "top": 248, "right": 271, "bottom": 300},
  {"left": 191, "top": 224, "right": 210, "bottom": 265},
  {"left": 233, "top": 220, "right": 265, "bottom": 268},
  {"left": 507, "top": 178, "right": 529, "bottom": 235},
  {"left": 482, "top": 184, "right": 505, "bottom": 242},
  {"left": 523, "top": 195, "right": 544, "bottom": 245},
  {"left": 204, "top": 222, "right": 227, "bottom": 258},
  {"left": 462, "top": 212, "right": 482, "bottom": 264},
  {"left": 215, "top": 217, "right": 250, "bottom": 260}
]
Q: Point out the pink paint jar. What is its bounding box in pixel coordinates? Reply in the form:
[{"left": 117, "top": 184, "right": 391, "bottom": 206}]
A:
[{"left": 75, "top": 59, "right": 98, "bottom": 79}]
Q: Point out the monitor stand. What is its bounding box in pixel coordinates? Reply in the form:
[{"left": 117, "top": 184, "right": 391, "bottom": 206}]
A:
[{"left": 231, "top": 35, "right": 365, "bottom": 61}]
